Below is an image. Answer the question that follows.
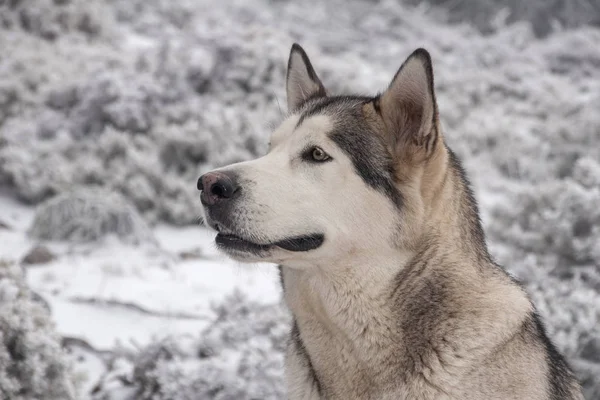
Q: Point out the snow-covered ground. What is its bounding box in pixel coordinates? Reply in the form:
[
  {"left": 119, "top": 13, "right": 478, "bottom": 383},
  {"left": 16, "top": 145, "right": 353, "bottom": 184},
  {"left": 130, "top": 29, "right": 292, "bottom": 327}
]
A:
[
  {"left": 0, "top": 193, "right": 283, "bottom": 398},
  {"left": 1, "top": 0, "right": 599, "bottom": 398}
]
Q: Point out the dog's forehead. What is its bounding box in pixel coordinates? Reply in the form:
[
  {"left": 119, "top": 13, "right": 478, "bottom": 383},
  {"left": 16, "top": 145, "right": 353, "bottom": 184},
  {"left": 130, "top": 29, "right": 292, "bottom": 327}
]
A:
[
  {"left": 270, "top": 112, "right": 335, "bottom": 146},
  {"left": 296, "top": 114, "right": 335, "bottom": 135},
  {"left": 298, "top": 96, "right": 370, "bottom": 126},
  {"left": 272, "top": 96, "right": 372, "bottom": 145}
]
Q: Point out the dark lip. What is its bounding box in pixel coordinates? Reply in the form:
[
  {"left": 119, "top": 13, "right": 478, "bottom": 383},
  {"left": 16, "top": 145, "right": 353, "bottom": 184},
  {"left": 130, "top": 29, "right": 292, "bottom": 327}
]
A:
[
  {"left": 215, "top": 233, "right": 271, "bottom": 254},
  {"left": 215, "top": 233, "right": 324, "bottom": 254},
  {"left": 274, "top": 234, "right": 324, "bottom": 252}
]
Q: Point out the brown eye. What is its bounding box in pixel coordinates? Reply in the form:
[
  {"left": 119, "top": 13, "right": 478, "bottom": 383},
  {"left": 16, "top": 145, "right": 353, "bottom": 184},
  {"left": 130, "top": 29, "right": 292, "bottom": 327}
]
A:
[{"left": 311, "top": 147, "right": 329, "bottom": 162}]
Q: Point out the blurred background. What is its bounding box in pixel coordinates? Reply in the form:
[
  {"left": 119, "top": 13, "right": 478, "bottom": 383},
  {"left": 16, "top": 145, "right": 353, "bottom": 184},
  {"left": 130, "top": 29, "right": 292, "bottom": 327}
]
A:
[{"left": 0, "top": 0, "right": 599, "bottom": 399}]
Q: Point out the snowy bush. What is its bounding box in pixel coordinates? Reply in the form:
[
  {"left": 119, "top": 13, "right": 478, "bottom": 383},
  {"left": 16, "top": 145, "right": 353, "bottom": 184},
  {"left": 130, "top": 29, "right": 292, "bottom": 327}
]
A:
[
  {"left": 1, "top": 0, "right": 599, "bottom": 225},
  {"left": 28, "top": 188, "right": 156, "bottom": 244},
  {"left": 0, "top": 0, "right": 278, "bottom": 223},
  {"left": 0, "top": 260, "right": 75, "bottom": 400},
  {"left": 491, "top": 168, "right": 600, "bottom": 268},
  {"left": 93, "top": 292, "right": 289, "bottom": 400},
  {"left": 403, "top": 0, "right": 600, "bottom": 37},
  {"left": 0, "top": 0, "right": 111, "bottom": 41}
]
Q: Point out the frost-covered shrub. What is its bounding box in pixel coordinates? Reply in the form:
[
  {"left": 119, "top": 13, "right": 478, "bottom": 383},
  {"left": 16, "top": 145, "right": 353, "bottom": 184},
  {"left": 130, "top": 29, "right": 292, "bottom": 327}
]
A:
[
  {"left": 490, "top": 159, "right": 600, "bottom": 268},
  {"left": 28, "top": 188, "right": 155, "bottom": 244},
  {"left": 403, "top": 0, "right": 600, "bottom": 37},
  {"left": 0, "top": 0, "right": 111, "bottom": 40},
  {"left": 0, "top": 0, "right": 282, "bottom": 224},
  {"left": 94, "top": 292, "right": 290, "bottom": 400},
  {"left": 1, "top": 0, "right": 599, "bottom": 227},
  {"left": 526, "top": 271, "right": 600, "bottom": 399},
  {"left": 483, "top": 150, "right": 600, "bottom": 397},
  {"left": 575, "top": 359, "right": 600, "bottom": 400},
  {"left": 0, "top": 260, "right": 75, "bottom": 400},
  {"left": 133, "top": 293, "right": 289, "bottom": 400}
]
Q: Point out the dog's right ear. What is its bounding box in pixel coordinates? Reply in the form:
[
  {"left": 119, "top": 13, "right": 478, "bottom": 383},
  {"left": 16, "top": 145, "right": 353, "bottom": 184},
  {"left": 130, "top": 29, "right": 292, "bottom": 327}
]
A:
[{"left": 286, "top": 43, "right": 326, "bottom": 112}]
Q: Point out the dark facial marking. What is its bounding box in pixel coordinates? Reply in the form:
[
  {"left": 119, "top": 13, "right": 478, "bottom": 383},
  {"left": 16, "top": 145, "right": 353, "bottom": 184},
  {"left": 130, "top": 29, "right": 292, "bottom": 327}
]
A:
[
  {"left": 298, "top": 96, "right": 403, "bottom": 208},
  {"left": 296, "top": 95, "right": 372, "bottom": 129}
]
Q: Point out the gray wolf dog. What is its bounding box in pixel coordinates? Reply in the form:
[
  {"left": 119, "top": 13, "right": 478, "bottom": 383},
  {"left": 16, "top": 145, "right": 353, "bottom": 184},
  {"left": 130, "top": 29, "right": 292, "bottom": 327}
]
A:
[{"left": 197, "top": 44, "right": 583, "bottom": 399}]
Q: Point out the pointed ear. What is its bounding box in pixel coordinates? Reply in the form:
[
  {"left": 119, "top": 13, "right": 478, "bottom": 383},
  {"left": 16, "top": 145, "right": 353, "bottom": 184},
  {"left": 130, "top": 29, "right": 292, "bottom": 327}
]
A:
[
  {"left": 286, "top": 43, "right": 326, "bottom": 112},
  {"left": 379, "top": 48, "right": 439, "bottom": 158}
]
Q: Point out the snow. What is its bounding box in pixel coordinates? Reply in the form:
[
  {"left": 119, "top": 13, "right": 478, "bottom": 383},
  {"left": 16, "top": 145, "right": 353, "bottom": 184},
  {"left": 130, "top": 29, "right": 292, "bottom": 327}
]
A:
[
  {"left": 0, "top": 260, "right": 76, "bottom": 400},
  {"left": 0, "top": 207, "right": 283, "bottom": 397},
  {"left": 0, "top": 0, "right": 599, "bottom": 398},
  {"left": 65, "top": 343, "right": 107, "bottom": 397},
  {"left": 51, "top": 299, "right": 209, "bottom": 351},
  {"left": 20, "top": 225, "right": 281, "bottom": 348}
]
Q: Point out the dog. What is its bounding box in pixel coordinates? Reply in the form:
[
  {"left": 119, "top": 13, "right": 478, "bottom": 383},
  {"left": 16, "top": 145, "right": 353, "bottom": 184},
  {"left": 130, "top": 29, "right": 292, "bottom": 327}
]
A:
[{"left": 197, "top": 44, "right": 583, "bottom": 399}]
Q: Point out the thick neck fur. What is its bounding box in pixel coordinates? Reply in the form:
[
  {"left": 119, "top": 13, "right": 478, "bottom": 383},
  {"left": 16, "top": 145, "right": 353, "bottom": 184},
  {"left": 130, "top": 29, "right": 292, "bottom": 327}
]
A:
[
  {"left": 281, "top": 136, "right": 536, "bottom": 398},
  {"left": 415, "top": 139, "right": 491, "bottom": 264},
  {"left": 283, "top": 248, "right": 413, "bottom": 329},
  {"left": 282, "top": 136, "right": 494, "bottom": 348}
]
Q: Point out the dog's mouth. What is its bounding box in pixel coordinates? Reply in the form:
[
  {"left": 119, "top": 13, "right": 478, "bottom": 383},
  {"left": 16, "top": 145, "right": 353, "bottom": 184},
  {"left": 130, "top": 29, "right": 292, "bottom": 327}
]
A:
[{"left": 214, "top": 227, "right": 324, "bottom": 254}]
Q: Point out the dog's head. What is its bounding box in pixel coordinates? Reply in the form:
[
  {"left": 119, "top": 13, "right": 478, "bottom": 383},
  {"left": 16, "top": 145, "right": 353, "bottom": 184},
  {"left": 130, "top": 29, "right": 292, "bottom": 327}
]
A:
[{"left": 198, "top": 44, "right": 446, "bottom": 268}]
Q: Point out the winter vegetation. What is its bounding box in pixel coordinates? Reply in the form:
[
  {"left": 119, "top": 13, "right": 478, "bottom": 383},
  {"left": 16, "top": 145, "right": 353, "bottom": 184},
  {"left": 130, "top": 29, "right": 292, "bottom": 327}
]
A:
[
  {"left": 92, "top": 293, "right": 289, "bottom": 400},
  {"left": 0, "top": 260, "right": 75, "bottom": 400},
  {"left": 0, "top": 0, "right": 599, "bottom": 398},
  {"left": 28, "top": 189, "right": 156, "bottom": 244}
]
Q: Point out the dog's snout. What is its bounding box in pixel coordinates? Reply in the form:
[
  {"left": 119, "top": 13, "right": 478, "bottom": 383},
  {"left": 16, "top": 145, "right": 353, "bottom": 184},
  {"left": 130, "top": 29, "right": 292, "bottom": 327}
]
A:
[{"left": 198, "top": 171, "right": 239, "bottom": 205}]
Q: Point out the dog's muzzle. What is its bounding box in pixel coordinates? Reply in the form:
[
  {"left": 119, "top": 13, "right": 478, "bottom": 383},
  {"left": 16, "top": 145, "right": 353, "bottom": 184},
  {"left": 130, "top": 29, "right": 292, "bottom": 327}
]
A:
[{"left": 198, "top": 170, "right": 325, "bottom": 255}]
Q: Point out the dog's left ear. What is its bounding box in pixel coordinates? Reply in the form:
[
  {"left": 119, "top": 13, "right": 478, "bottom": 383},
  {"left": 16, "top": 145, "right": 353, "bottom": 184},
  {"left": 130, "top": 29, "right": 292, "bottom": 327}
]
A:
[
  {"left": 286, "top": 43, "right": 327, "bottom": 112},
  {"left": 379, "top": 48, "right": 439, "bottom": 158}
]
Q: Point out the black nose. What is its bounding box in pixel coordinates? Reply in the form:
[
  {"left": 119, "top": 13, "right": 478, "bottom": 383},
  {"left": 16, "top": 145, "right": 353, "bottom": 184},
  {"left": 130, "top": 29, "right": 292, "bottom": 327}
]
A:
[{"left": 198, "top": 171, "right": 239, "bottom": 205}]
